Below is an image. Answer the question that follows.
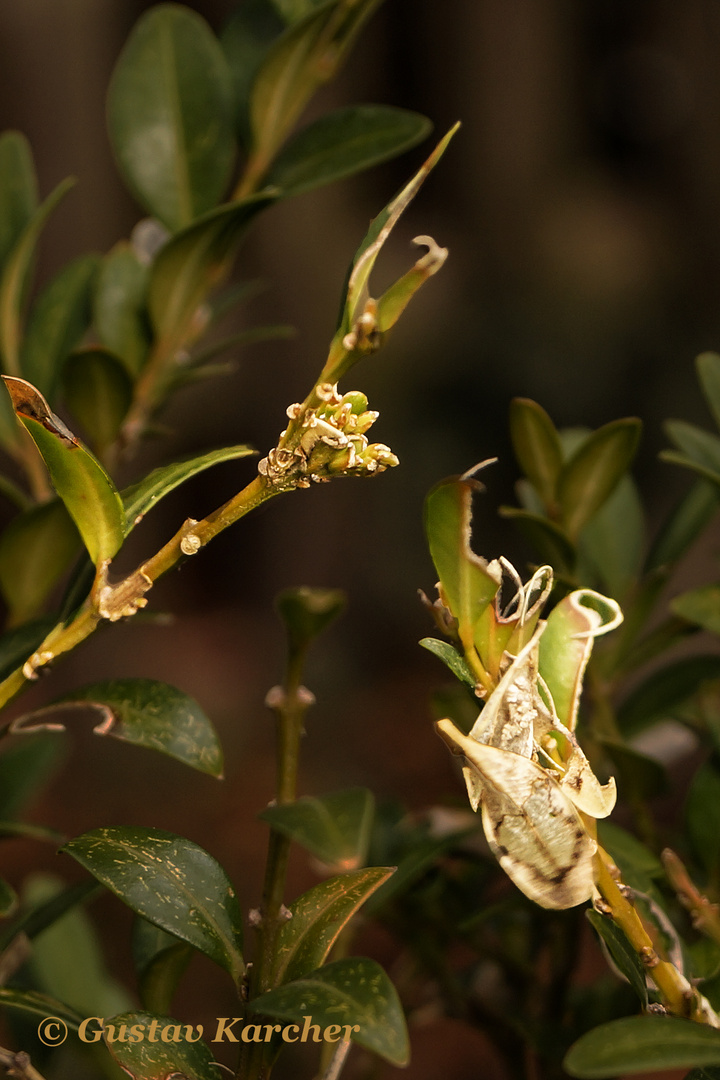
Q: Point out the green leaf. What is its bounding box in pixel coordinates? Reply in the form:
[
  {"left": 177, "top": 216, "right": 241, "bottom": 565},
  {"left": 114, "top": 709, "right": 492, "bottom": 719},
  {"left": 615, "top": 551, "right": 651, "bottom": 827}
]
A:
[
  {"left": 686, "top": 762, "right": 720, "bottom": 876},
  {"left": 0, "top": 498, "right": 80, "bottom": 625},
  {"left": 0, "top": 987, "right": 83, "bottom": 1030},
  {"left": 248, "top": 0, "right": 384, "bottom": 170},
  {"left": 103, "top": 1011, "right": 222, "bottom": 1080},
  {"left": 597, "top": 820, "right": 664, "bottom": 894},
  {"left": 259, "top": 788, "right": 374, "bottom": 871},
  {"left": 271, "top": 867, "right": 393, "bottom": 986},
  {"left": 698, "top": 353, "right": 720, "bottom": 433},
  {"left": 498, "top": 506, "right": 576, "bottom": 572},
  {"left": 272, "top": 0, "right": 328, "bottom": 22},
  {"left": 419, "top": 637, "right": 477, "bottom": 689},
  {"left": 646, "top": 481, "right": 719, "bottom": 573},
  {"left": 275, "top": 586, "right": 346, "bottom": 653},
  {"left": 665, "top": 420, "right": 720, "bottom": 481},
  {"left": 63, "top": 826, "right": 244, "bottom": 983},
  {"left": 93, "top": 241, "right": 151, "bottom": 376},
  {"left": 21, "top": 254, "right": 100, "bottom": 398},
  {"left": 0, "top": 732, "right": 64, "bottom": 819},
  {"left": 599, "top": 740, "right": 668, "bottom": 800},
  {"left": 23, "top": 872, "right": 132, "bottom": 1016},
  {"left": 107, "top": 3, "right": 236, "bottom": 232},
  {"left": 557, "top": 418, "right": 641, "bottom": 540},
  {"left": 0, "top": 876, "right": 17, "bottom": 916},
  {"left": 586, "top": 909, "right": 648, "bottom": 1008},
  {"left": 564, "top": 1015, "right": 720, "bottom": 1078},
  {"left": 220, "top": 0, "right": 287, "bottom": 147},
  {"left": 2, "top": 376, "right": 126, "bottom": 565},
  {"left": 267, "top": 105, "right": 432, "bottom": 197},
  {"left": 61, "top": 348, "right": 133, "bottom": 454},
  {"left": 509, "top": 397, "right": 563, "bottom": 508},
  {"left": 148, "top": 192, "right": 275, "bottom": 345},
  {"left": 0, "top": 880, "right": 100, "bottom": 951},
  {"left": 121, "top": 444, "right": 255, "bottom": 530},
  {"left": 617, "top": 655, "right": 720, "bottom": 735},
  {"left": 672, "top": 585, "right": 720, "bottom": 636},
  {"left": 0, "top": 131, "right": 38, "bottom": 270},
  {"left": 424, "top": 476, "right": 499, "bottom": 653},
  {"left": 132, "top": 915, "right": 194, "bottom": 1014},
  {"left": 579, "top": 475, "right": 644, "bottom": 598},
  {"left": 53, "top": 677, "right": 223, "bottom": 777},
  {"left": 0, "top": 177, "right": 75, "bottom": 379},
  {"left": 339, "top": 124, "right": 457, "bottom": 337},
  {"left": 251, "top": 956, "right": 409, "bottom": 1066},
  {"left": 0, "top": 616, "right": 56, "bottom": 682}
]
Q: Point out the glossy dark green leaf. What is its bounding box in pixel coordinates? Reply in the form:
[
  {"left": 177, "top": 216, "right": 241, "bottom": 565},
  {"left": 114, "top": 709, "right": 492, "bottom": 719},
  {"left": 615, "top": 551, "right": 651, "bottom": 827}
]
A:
[
  {"left": 557, "top": 418, "right": 641, "bottom": 540},
  {"left": 107, "top": 4, "right": 236, "bottom": 232},
  {"left": 0, "top": 987, "right": 83, "bottom": 1030},
  {"left": 0, "top": 177, "right": 74, "bottom": 378},
  {"left": 686, "top": 762, "right": 720, "bottom": 876},
  {"left": 698, "top": 353, "right": 720, "bottom": 433},
  {"left": 0, "top": 498, "right": 80, "bottom": 625},
  {"left": 61, "top": 348, "right": 133, "bottom": 454},
  {"left": 103, "top": 1011, "right": 222, "bottom": 1080},
  {"left": 248, "top": 0, "right": 384, "bottom": 170},
  {"left": 419, "top": 637, "right": 476, "bottom": 689},
  {"left": 93, "top": 242, "right": 150, "bottom": 377},
  {"left": 672, "top": 585, "right": 720, "bottom": 636},
  {"left": 0, "top": 876, "right": 17, "bottom": 916},
  {"left": 21, "top": 254, "right": 100, "bottom": 398},
  {"left": 148, "top": 192, "right": 275, "bottom": 344},
  {"left": 0, "top": 131, "right": 38, "bottom": 270},
  {"left": 267, "top": 105, "right": 431, "bottom": 197},
  {"left": 132, "top": 916, "right": 194, "bottom": 1014},
  {"left": 55, "top": 678, "right": 223, "bottom": 777},
  {"left": 63, "top": 826, "right": 244, "bottom": 982},
  {"left": 3, "top": 376, "right": 126, "bottom": 565},
  {"left": 425, "top": 476, "right": 499, "bottom": 651},
  {"left": 586, "top": 909, "right": 648, "bottom": 1008},
  {"left": 617, "top": 655, "right": 720, "bottom": 735},
  {"left": 121, "top": 444, "right": 255, "bottom": 530},
  {"left": 499, "top": 505, "right": 576, "bottom": 571},
  {"left": 564, "top": 1015, "right": 720, "bottom": 1078},
  {"left": 271, "top": 867, "right": 393, "bottom": 986},
  {"left": 0, "top": 733, "right": 64, "bottom": 819},
  {"left": 220, "top": 0, "right": 287, "bottom": 146},
  {"left": 259, "top": 788, "right": 374, "bottom": 871},
  {"left": 579, "top": 475, "right": 644, "bottom": 598},
  {"left": 275, "top": 586, "right": 345, "bottom": 653},
  {"left": 251, "top": 956, "right": 409, "bottom": 1066},
  {"left": 23, "top": 872, "right": 132, "bottom": 1016},
  {"left": 646, "top": 480, "right": 720, "bottom": 573},
  {"left": 509, "top": 397, "right": 563, "bottom": 508}
]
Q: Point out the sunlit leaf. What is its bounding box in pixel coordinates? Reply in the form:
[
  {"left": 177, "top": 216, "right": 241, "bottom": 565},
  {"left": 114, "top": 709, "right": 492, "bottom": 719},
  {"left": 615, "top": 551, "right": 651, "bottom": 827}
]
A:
[
  {"left": 63, "top": 826, "right": 244, "bottom": 983},
  {"left": 259, "top": 788, "right": 374, "bottom": 871},
  {"left": 251, "top": 956, "right": 409, "bottom": 1066},
  {"left": 564, "top": 1015, "right": 720, "bottom": 1078},
  {"left": 271, "top": 867, "right": 393, "bottom": 986},
  {"left": 21, "top": 254, "right": 100, "bottom": 398},
  {"left": 267, "top": 105, "right": 431, "bottom": 197},
  {"left": 107, "top": 4, "right": 236, "bottom": 231},
  {"left": 2, "top": 376, "right": 126, "bottom": 565},
  {"left": 103, "top": 1011, "right": 222, "bottom": 1080},
  {"left": 0, "top": 498, "right": 80, "bottom": 626},
  {"left": 121, "top": 444, "right": 255, "bottom": 530}
]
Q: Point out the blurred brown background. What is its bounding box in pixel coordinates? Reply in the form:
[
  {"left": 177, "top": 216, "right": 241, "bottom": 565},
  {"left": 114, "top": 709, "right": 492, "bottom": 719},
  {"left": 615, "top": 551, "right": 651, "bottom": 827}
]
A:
[{"left": 1, "top": 2, "right": 720, "bottom": 1077}]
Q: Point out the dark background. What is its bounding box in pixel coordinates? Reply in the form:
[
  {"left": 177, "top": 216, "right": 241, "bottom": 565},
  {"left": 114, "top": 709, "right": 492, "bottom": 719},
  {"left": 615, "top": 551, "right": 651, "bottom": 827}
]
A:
[{"left": 1, "top": 3, "right": 719, "bottom": 1077}]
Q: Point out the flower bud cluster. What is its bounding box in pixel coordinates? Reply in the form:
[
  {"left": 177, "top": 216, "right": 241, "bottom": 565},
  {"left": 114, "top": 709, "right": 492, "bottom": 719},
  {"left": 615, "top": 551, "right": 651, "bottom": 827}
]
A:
[{"left": 258, "top": 383, "right": 398, "bottom": 486}]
